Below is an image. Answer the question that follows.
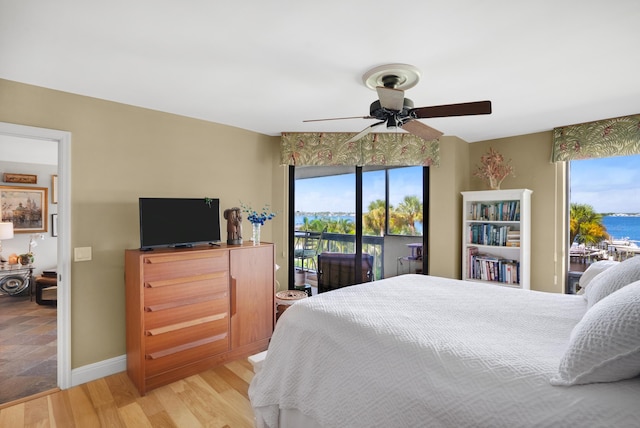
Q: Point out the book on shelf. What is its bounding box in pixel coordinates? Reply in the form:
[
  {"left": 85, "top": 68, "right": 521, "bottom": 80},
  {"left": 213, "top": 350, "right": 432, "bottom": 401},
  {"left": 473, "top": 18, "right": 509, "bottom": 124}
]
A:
[
  {"left": 466, "top": 247, "right": 520, "bottom": 284},
  {"left": 468, "top": 200, "right": 521, "bottom": 221},
  {"left": 467, "top": 224, "right": 519, "bottom": 247}
]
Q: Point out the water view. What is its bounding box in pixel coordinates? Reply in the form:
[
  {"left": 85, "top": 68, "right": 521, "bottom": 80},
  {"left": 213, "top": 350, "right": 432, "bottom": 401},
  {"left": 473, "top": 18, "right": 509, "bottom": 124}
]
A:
[{"left": 602, "top": 215, "right": 640, "bottom": 243}]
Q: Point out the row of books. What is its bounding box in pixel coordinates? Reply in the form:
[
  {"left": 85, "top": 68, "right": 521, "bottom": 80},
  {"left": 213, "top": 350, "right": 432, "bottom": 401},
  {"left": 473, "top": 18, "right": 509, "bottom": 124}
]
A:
[
  {"left": 467, "top": 223, "right": 521, "bottom": 247},
  {"left": 467, "top": 200, "right": 520, "bottom": 222},
  {"left": 467, "top": 247, "right": 520, "bottom": 284}
]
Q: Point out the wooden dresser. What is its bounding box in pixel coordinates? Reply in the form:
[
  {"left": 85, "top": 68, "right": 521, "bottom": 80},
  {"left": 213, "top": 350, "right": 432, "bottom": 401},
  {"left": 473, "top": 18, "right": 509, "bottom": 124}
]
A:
[{"left": 125, "top": 242, "right": 275, "bottom": 395}]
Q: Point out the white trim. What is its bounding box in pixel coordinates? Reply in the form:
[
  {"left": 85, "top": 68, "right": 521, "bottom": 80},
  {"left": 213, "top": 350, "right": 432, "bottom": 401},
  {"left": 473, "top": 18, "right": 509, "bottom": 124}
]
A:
[
  {"left": 0, "top": 122, "right": 72, "bottom": 389},
  {"left": 71, "top": 355, "right": 127, "bottom": 387}
]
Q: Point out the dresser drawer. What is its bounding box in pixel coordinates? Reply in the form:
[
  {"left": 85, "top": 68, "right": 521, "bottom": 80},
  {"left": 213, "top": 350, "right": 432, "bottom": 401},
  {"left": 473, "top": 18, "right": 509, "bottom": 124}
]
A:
[
  {"left": 142, "top": 251, "right": 228, "bottom": 282},
  {"left": 144, "top": 297, "right": 229, "bottom": 330},
  {"left": 144, "top": 318, "right": 229, "bottom": 377},
  {"left": 144, "top": 271, "right": 228, "bottom": 307}
]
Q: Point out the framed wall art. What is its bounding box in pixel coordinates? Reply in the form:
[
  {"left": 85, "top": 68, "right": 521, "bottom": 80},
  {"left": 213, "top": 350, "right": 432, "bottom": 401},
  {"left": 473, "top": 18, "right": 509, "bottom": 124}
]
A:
[
  {"left": 3, "top": 173, "right": 37, "bottom": 184},
  {"left": 52, "top": 174, "right": 58, "bottom": 204},
  {"left": 0, "top": 186, "right": 48, "bottom": 233}
]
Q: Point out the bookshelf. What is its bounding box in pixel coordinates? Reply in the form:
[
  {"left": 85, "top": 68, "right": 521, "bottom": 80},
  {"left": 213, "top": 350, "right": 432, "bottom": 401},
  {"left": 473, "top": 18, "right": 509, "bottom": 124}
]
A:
[{"left": 461, "top": 189, "right": 532, "bottom": 289}]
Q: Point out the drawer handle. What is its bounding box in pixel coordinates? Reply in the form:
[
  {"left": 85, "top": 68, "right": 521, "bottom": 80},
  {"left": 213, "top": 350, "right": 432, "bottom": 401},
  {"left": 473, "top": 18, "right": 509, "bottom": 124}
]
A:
[
  {"left": 145, "top": 313, "right": 227, "bottom": 336},
  {"left": 145, "top": 272, "right": 226, "bottom": 288},
  {"left": 230, "top": 277, "right": 237, "bottom": 316},
  {"left": 145, "top": 333, "right": 227, "bottom": 360}
]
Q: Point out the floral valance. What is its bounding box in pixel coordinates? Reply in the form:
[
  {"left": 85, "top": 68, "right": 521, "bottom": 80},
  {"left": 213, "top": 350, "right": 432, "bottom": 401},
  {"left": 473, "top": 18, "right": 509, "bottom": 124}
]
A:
[
  {"left": 552, "top": 114, "right": 640, "bottom": 162},
  {"left": 281, "top": 132, "right": 440, "bottom": 167}
]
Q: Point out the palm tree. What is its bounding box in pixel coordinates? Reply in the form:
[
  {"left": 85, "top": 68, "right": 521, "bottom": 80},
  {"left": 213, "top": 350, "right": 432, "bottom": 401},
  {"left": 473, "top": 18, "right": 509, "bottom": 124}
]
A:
[
  {"left": 363, "top": 200, "right": 387, "bottom": 236},
  {"left": 570, "top": 203, "right": 607, "bottom": 246},
  {"left": 396, "top": 195, "right": 423, "bottom": 236}
]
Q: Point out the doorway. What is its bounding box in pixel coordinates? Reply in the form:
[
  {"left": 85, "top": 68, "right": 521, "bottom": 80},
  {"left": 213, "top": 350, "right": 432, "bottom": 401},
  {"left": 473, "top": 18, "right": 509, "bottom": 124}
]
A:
[{"left": 0, "top": 122, "right": 71, "bottom": 404}]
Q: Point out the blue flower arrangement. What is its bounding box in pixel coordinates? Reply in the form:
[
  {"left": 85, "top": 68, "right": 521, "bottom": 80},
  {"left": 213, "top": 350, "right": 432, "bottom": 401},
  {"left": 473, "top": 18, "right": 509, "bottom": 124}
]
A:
[{"left": 241, "top": 202, "right": 277, "bottom": 225}]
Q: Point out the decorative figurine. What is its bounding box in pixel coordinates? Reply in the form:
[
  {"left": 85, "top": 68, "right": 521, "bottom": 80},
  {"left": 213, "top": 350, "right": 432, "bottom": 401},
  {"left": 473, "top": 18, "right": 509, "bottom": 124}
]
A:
[{"left": 223, "top": 207, "right": 243, "bottom": 245}]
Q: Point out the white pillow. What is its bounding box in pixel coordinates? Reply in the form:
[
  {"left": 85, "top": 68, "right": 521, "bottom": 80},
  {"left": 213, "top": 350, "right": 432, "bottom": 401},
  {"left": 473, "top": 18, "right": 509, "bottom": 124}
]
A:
[
  {"left": 585, "top": 256, "right": 640, "bottom": 308},
  {"left": 577, "top": 260, "right": 619, "bottom": 295},
  {"left": 551, "top": 280, "right": 640, "bottom": 386}
]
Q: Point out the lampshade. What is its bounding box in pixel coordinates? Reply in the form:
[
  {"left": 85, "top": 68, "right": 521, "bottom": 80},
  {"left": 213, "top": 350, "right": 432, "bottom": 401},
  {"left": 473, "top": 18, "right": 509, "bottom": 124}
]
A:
[{"left": 0, "top": 222, "right": 14, "bottom": 240}]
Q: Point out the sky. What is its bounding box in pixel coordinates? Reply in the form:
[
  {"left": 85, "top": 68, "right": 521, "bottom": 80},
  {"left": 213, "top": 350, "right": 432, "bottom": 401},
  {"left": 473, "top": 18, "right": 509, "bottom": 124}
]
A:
[
  {"left": 295, "top": 167, "right": 423, "bottom": 213},
  {"left": 570, "top": 154, "right": 640, "bottom": 213},
  {"left": 295, "top": 155, "right": 640, "bottom": 214}
]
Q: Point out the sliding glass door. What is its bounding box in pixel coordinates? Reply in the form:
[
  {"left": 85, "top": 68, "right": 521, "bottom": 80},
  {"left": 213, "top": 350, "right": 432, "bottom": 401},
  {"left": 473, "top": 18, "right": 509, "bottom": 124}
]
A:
[{"left": 289, "top": 165, "right": 428, "bottom": 291}]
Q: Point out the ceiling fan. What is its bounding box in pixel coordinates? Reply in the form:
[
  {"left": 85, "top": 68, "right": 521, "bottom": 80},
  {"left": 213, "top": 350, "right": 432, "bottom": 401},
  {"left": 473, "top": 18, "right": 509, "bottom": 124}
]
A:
[{"left": 304, "top": 64, "right": 492, "bottom": 143}]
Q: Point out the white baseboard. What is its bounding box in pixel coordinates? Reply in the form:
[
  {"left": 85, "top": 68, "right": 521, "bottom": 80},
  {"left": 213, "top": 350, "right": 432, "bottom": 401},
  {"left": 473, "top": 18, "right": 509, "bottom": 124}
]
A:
[{"left": 70, "top": 354, "right": 127, "bottom": 387}]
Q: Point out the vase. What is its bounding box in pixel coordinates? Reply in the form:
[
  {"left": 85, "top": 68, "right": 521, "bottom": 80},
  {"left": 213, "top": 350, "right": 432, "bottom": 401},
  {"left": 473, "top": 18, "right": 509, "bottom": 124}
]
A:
[
  {"left": 489, "top": 177, "right": 500, "bottom": 190},
  {"left": 252, "top": 223, "right": 261, "bottom": 245}
]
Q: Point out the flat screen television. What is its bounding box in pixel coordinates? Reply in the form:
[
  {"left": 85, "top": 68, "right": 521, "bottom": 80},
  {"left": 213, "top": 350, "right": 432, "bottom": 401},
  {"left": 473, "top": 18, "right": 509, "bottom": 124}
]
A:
[{"left": 139, "top": 197, "right": 221, "bottom": 250}]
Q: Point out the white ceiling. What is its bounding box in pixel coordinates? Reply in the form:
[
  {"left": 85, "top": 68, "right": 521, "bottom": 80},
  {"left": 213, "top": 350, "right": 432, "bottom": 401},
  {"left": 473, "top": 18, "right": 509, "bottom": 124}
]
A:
[{"left": 1, "top": 1, "right": 638, "bottom": 143}]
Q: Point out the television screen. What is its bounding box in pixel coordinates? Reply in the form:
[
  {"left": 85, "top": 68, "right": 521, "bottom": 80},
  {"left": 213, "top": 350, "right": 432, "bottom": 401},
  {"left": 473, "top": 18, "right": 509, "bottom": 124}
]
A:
[{"left": 139, "top": 198, "right": 221, "bottom": 249}]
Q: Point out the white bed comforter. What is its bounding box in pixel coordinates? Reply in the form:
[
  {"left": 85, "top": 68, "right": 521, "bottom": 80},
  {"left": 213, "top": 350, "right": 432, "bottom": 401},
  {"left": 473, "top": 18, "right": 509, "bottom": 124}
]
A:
[{"left": 249, "top": 274, "right": 640, "bottom": 428}]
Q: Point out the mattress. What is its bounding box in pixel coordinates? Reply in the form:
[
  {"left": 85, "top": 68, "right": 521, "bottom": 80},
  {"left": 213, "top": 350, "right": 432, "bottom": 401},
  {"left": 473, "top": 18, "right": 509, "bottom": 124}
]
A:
[{"left": 249, "top": 274, "right": 640, "bottom": 428}]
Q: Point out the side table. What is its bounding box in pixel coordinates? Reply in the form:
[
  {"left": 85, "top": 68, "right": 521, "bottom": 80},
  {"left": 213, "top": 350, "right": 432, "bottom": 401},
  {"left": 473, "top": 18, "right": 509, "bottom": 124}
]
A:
[{"left": 0, "top": 265, "right": 34, "bottom": 296}]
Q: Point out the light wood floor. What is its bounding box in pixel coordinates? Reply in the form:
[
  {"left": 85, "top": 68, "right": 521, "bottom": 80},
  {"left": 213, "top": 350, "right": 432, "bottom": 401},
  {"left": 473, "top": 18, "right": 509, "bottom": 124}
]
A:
[{"left": 0, "top": 358, "right": 256, "bottom": 427}]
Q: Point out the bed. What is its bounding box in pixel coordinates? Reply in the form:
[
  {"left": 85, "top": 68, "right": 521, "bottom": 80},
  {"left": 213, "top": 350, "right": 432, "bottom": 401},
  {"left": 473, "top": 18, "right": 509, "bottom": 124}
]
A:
[{"left": 249, "top": 258, "right": 640, "bottom": 428}]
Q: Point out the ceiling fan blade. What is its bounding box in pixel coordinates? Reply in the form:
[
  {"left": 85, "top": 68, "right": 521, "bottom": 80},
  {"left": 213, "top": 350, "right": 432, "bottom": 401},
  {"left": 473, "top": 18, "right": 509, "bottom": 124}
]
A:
[
  {"left": 345, "top": 120, "right": 385, "bottom": 143},
  {"left": 401, "top": 120, "right": 444, "bottom": 141},
  {"left": 411, "top": 100, "right": 492, "bottom": 119},
  {"left": 376, "top": 86, "right": 405, "bottom": 111},
  {"left": 303, "top": 115, "right": 372, "bottom": 122}
]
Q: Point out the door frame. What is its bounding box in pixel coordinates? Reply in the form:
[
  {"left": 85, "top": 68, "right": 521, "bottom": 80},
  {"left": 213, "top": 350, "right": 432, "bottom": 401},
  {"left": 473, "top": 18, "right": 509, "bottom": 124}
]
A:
[{"left": 0, "top": 121, "right": 72, "bottom": 390}]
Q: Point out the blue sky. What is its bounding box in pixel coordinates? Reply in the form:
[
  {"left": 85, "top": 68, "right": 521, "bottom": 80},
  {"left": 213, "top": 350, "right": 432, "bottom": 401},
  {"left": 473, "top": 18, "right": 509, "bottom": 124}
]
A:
[
  {"left": 295, "top": 167, "right": 422, "bottom": 213},
  {"left": 295, "top": 156, "right": 640, "bottom": 214},
  {"left": 570, "top": 154, "right": 640, "bottom": 213}
]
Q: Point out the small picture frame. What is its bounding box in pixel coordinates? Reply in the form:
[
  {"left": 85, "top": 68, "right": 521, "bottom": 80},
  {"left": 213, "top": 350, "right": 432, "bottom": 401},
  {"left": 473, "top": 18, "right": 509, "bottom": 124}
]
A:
[
  {"left": 52, "top": 175, "right": 58, "bottom": 204},
  {"left": 0, "top": 185, "right": 48, "bottom": 233},
  {"left": 3, "top": 173, "right": 37, "bottom": 184},
  {"left": 51, "top": 213, "right": 58, "bottom": 237}
]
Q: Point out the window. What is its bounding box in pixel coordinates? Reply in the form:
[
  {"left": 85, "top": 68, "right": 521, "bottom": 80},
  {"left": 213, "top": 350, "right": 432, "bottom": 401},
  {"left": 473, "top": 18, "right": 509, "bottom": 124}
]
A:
[
  {"left": 387, "top": 166, "right": 423, "bottom": 236},
  {"left": 569, "top": 154, "right": 640, "bottom": 272}
]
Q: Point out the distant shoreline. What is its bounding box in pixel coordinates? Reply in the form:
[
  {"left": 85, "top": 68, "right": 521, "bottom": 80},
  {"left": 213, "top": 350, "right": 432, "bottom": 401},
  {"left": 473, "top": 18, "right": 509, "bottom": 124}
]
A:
[{"left": 601, "top": 213, "right": 640, "bottom": 217}]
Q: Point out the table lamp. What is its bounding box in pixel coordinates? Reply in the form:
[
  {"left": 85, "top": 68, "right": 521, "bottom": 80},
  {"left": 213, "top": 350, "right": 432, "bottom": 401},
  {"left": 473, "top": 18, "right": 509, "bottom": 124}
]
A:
[{"left": 0, "top": 222, "right": 15, "bottom": 263}]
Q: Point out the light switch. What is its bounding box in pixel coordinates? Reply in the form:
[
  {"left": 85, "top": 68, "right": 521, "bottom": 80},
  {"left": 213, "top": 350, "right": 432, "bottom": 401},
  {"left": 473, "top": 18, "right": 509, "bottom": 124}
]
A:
[{"left": 74, "top": 247, "right": 92, "bottom": 262}]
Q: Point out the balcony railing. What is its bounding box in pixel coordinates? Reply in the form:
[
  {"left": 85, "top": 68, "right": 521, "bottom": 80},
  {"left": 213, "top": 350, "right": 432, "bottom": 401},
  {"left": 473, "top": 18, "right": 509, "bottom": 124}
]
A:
[{"left": 294, "top": 232, "right": 385, "bottom": 280}]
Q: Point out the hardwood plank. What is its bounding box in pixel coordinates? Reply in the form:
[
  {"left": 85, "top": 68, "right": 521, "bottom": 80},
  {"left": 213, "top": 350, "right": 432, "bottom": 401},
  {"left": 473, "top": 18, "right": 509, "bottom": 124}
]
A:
[
  {"left": 151, "top": 382, "right": 203, "bottom": 428},
  {"left": 47, "top": 390, "right": 76, "bottom": 427},
  {"left": 212, "top": 365, "right": 250, "bottom": 397},
  {"left": 103, "top": 373, "right": 139, "bottom": 408},
  {"left": 117, "top": 402, "right": 153, "bottom": 428},
  {"left": 169, "top": 377, "right": 227, "bottom": 427},
  {"left": 86, "top": 378, "right": 116, "bottom": 408},
  {"left": 23, "top": 396, "right": 49, "bottom": 427},
  {"left": 147, "top": 410, "right": 179, "bottom": 428},
  {"left": 67, "top": 385, "right": 101, "bottom": 426},
  {"left": 0, "top": 402, "right": 25, "bottom": 427},
  {"left": 0, "top": 358, "right": 257, "bottom": 427},
  {"left": 225, "top": 359, "right": 255, "bottom": 384},
  {"left": 95, "top": 402, "right": 127, "bottom": 428},
  {"left": 183, "top": 374, "right": 251, "bottom": 428}
]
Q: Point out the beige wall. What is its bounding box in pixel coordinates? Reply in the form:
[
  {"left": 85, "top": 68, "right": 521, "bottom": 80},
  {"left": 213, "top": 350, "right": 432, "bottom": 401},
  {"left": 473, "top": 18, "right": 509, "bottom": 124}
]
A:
[
  {"left": 468, "top": 133, "right": 567, "bottom": 293},
  {"left": 0, "top": 77, "right": 568, "bottom": 370},
  {"left": 0, "top": 79, "right": 284, "bottom": 368},
  {"left": 428, "top": 136, "right": 469, "bottom": 278}
]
